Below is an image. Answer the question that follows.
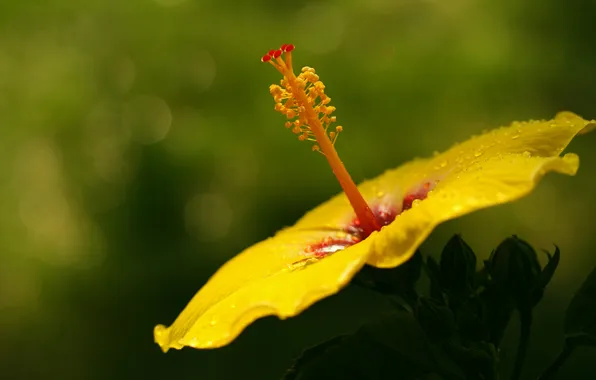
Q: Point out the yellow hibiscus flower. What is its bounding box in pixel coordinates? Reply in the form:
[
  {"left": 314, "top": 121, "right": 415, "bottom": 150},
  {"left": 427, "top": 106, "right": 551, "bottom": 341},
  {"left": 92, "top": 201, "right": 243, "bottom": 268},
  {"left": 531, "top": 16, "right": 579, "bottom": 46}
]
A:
[{"left": 154, "top": 44, "right": 594, "bottom": 352}]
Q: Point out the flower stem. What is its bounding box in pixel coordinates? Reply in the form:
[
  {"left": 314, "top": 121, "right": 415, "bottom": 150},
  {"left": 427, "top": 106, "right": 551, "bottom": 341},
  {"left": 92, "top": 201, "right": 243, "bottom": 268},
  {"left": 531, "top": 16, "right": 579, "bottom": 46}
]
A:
[
  {"left": 510, "top": 309, "right": 532, "bottom": 380},
  {"left": 537, "top": 344, "right": 575, "bottom": 380}
]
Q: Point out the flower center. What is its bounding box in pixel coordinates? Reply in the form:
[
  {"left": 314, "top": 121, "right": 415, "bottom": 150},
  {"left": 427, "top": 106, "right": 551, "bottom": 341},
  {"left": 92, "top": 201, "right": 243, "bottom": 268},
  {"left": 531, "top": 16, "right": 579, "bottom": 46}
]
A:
[
  {"left": 299, "top": 181, "right": 434, "bottom": 263},
  {"left": 262, "top": 44, "right": 381, "bottom": 236}
]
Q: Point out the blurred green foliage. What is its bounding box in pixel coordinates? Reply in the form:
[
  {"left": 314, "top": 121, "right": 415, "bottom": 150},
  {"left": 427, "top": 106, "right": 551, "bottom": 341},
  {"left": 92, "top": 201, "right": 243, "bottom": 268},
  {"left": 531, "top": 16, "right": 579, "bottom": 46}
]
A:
[{"left": 0, "top": 0, "right": 594, "bottom": 379}]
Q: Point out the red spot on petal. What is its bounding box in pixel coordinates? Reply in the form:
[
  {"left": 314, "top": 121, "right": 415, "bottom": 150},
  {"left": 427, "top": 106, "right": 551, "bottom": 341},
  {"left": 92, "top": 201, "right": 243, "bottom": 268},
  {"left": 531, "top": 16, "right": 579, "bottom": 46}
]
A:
[
  {"left": 402, "top": 182, "right": 432, "bottom": 211},
  {"left": 299, "top": 180, "right": 436, "bottom": 264},
  {"left": 347, "top": 204, "right": 399, "bottom": 239},
  {"left": 402, "top": 194, "right": 417, "bottom": 211},
  {"left": 305, "top": 236, "right": 361, "bottom": 259}
]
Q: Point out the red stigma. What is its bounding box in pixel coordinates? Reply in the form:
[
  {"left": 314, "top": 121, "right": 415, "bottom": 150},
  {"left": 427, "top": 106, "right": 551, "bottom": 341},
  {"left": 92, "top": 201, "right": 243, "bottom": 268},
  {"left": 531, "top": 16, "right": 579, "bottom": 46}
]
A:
[
  {"left": 280, "top": 44, "right": 288, "bottom": 51},
  {"left": 284, "top": 44, "right": 295, "bottom": 52},
  {"left": 261, "top": 54, "right": 271, "bottom": 62},
  {"left": 268, "top": 50, "right": 276, "bottom": 56},
  {"left": 272, "top": 49, "right": 282, "bottom": 58}
]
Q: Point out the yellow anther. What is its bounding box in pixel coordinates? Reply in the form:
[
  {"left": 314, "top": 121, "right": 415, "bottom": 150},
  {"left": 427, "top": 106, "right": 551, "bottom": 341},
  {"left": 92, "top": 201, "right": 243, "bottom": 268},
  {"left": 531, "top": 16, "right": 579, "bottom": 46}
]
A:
[
  {"left": 265, "top": 47, "right": 345, "bottom": 154},
  {"left": 269, "top": 84, "right": 282, "bottom": 95},
  {"left": 336, "top": 126, "right": 343, "bottom": 132},
  {"left": 305, "top": 73, "right": 319, "bottom": 82}
]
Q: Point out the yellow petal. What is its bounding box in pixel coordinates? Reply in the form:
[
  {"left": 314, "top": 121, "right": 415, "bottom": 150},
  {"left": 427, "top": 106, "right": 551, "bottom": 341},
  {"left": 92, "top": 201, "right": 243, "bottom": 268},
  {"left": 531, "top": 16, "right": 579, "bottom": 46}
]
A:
[
  {"left": 155, "top": 112, "right": 594, "bottom": 351},
  {"left": 155, "top": 228, "right": 374, "bottom": 350},
  {"left": 366, "top": 111, "right": 594, "bottom": 267}
]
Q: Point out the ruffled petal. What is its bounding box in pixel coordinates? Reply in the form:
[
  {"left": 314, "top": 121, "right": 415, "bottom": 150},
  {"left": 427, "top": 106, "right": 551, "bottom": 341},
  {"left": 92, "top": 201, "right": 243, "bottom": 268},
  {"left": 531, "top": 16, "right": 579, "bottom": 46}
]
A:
[
  {"left": 154, "top": 228, "right": 374, "bottom": 351},
  {"left": 366, "top": 111, "right": 594, "bottom": 267}
]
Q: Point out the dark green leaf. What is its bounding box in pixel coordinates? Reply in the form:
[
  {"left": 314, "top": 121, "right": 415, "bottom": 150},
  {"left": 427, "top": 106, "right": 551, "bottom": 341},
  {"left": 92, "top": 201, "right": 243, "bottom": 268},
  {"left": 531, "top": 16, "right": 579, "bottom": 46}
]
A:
[
  {"left": 282, "top": 312, "right": 464, "bottom": 380},
  {"left": 537, "top": 246, "right": 560, "bottom": 290},
  {"left": 443, "top": 341, "right": 499, "bottom": 380},
  {"left": 354, "top": 250, "right": 422, "bottom": 305},
  {"left": 415, "top": 297, "right": 456, "bottom": 343},
  {"left": 485, "top": 236, "right": 544, "bottom": 309},
  {"left": 564, "top": 266, "right": 596, "bottom": 347},
  {"left": 424, "top": 256, "right": 444, "bottom": 302},
  {"left": 453, "top": 296, "right": 489, "bottom": 342},
  {"left": 479, "top": 286, "right": 514, "bottom": 346},
  {"left": 439, "top": 235, "right": 477, "bottom": 298}
]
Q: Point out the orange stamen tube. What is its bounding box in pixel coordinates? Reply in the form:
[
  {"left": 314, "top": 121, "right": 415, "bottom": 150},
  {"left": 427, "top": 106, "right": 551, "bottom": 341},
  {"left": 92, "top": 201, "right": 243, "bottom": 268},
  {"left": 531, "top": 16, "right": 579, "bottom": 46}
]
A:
[{"left": 262, "top": 44, "right": 381, "bottom": 235}]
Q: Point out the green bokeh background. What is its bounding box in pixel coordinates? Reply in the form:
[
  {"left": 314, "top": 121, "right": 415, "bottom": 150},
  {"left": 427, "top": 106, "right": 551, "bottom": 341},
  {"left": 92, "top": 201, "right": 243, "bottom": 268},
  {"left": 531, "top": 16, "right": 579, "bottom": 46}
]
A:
[{"left": 1, "top": 0, "right": 595, "bottom": 379}]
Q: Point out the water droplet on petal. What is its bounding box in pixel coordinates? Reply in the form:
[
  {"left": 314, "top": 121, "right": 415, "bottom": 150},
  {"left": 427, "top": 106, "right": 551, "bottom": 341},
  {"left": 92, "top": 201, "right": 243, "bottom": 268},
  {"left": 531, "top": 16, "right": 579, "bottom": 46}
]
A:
[{"left": 452, "top": 204, "right": 463, "bottom": 213}]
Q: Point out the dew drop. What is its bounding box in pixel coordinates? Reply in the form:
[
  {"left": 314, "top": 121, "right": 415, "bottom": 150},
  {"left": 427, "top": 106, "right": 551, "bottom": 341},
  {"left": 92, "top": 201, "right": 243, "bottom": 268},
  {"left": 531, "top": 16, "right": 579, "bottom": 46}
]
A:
[{"left": 452, "top": 204, "right": 463, "bottom": 213}]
